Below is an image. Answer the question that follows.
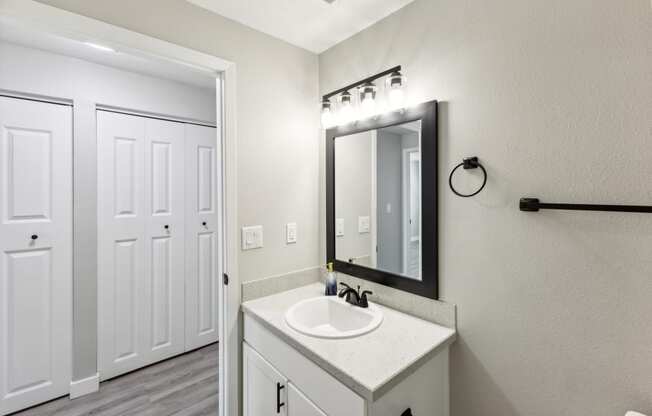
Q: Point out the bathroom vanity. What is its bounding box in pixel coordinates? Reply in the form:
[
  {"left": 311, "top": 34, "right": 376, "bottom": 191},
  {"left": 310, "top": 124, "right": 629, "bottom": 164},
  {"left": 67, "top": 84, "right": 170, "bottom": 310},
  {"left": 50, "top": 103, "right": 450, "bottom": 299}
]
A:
[{"left": 241, "top": 283, "right": 455, "bottom": 416}]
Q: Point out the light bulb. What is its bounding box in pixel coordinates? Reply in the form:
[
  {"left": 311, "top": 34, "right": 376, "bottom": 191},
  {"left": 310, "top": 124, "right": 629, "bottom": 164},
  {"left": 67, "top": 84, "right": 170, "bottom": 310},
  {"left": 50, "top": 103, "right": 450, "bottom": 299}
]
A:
[
  {"left": 386, "top": 70, "right": 406, "bottom": 110},
  {"left": 321, "top": 99, "right": 334, "bottom": 128},
  {"left": 358, "top": 82, "right": 377, "bottom": 119},
  {"left": 388, "top": 88, "right": 404, "bottom": 109},
  {"left": 339, "top": 101, "right": 354, "bottom": 124},
  {"left": 338, "top": 91, "right": 355, "bottom": 125}
]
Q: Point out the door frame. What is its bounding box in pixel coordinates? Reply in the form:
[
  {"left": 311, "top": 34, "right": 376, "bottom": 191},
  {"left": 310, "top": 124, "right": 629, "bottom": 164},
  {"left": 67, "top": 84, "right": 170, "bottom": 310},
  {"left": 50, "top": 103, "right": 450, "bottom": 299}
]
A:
[
  {"left": 401, "top": 146, "right": 419, "bottom": 276},
  {"left": 0, "top": 2, "right": 239, "bottom": 415}
]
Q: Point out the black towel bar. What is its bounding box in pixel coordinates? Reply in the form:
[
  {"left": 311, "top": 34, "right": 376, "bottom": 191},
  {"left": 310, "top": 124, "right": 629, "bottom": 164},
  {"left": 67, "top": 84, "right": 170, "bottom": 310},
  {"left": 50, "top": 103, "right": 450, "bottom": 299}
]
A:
[{"left": 520, "top": 198, "right": 652, "bottom": 213}]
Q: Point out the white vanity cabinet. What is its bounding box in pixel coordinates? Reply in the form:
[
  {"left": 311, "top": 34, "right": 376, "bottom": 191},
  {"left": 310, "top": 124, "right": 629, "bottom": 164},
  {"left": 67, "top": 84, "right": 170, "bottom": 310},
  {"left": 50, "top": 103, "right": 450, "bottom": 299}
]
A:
[
  {"left": 243, "top": 344, "right": 327, "bottom": 416},
  {"left": 243, "top": 313, "right": 451, "bottom": 416}
]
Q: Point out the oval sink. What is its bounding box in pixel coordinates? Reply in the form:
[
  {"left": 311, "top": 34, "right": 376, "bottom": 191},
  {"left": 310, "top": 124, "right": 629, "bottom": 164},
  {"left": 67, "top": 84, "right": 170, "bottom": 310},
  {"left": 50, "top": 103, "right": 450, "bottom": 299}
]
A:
[{"left": 285, "top": 296, "right": 383, "bottom": 339}]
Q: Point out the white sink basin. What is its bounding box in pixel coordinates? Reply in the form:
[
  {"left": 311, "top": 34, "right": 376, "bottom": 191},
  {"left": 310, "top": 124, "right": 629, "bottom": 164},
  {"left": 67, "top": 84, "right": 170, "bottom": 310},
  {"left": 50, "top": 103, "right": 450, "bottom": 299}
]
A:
[{"left": 285, "top": 296, "right": 383, "bottom": 339}]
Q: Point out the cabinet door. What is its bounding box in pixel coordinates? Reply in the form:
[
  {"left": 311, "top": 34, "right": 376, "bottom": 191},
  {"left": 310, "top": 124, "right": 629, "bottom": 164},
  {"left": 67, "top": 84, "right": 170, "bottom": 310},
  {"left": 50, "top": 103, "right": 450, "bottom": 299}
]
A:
[
  {"left": 243, "top": 343, "right": 287, "bottom": 416},
  {"left": 97, "top": 111, "right": 147, "bottom": 380},
  {"left": 143, "top": 119, "right": 186, "bottom": 363},
  {"left": 0, "top": 97, "right": 72, "bottom": 415},
  {"left": 288, "top": 383, "right": 327, "bottom": 416},
  {"left": 184, "top": 124, "right": 219, "bottom": 351}
]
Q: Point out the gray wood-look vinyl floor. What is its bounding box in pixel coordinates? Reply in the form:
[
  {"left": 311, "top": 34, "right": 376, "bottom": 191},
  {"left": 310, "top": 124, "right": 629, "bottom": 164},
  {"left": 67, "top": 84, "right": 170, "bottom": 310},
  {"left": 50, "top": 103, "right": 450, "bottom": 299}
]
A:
[{"left": 12, "top": 343, "right": 218, "bottom": 416}]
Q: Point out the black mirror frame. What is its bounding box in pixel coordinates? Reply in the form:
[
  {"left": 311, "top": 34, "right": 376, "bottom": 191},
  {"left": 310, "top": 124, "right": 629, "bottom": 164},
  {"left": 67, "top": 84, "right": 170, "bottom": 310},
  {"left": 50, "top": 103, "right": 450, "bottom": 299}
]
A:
[{"left": 326, "top": 100, "right": 438, "bottom": 299}]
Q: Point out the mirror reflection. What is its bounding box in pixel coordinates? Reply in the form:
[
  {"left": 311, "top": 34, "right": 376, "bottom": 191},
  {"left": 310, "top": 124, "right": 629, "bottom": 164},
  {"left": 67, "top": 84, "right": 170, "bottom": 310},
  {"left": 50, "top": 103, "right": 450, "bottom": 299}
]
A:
[{"left": 334, "top": 121, "right": 422, "bottom": 280}]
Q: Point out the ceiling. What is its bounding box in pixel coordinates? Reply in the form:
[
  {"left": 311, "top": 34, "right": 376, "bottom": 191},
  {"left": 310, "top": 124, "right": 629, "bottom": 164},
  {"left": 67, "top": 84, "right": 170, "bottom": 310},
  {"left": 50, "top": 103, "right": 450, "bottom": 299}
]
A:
[
  {"left": 0, "top": 17, "right": 216, "bottom": 89},
  {"left": 186, "top": 0, "right": 416, "bottom": 53}
]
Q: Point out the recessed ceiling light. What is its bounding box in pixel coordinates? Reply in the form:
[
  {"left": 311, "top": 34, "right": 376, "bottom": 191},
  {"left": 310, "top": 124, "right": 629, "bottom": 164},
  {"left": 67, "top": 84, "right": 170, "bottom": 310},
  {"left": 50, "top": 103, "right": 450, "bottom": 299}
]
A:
[{"left": 83, "top": 42, "right": 116, "bottom": 53}]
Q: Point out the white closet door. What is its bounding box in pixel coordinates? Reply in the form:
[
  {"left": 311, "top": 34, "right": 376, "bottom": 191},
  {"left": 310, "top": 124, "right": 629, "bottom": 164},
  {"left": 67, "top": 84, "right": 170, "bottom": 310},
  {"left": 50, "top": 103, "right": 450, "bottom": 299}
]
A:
[
  {"left": 184, "top": 124, "right": 220, "bottom": 351},
  {"left": 143, "top": 119, "right": 185, "bottom": 363},
  {"left": 97, "top": 111, "right": 147, "bottom": 380},
  {"left": 0, "top": 97, "right": 72, "bottom": 415}
]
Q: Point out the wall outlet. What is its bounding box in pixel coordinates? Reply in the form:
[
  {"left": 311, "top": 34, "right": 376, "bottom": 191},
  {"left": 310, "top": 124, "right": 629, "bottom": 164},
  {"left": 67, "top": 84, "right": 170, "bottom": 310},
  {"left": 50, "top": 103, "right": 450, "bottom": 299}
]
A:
[
  {"left": 241, "top": 225, "right": 263, "bottom": 250},
  {"left": 336, "top": 218, "right": 344, "bottom": 237},
  {"left": 286, "top": 222, "right": 297, "bottom": 244},
  {"left": 358, "top": 216, "right": 370, "bottom": 233}
]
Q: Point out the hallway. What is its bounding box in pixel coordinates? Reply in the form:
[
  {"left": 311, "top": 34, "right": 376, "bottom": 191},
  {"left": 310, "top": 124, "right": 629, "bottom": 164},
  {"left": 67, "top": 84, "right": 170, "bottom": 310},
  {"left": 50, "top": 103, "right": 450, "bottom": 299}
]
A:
[{"left": 12, "top": 343, "right": 218, "bottom": 416}]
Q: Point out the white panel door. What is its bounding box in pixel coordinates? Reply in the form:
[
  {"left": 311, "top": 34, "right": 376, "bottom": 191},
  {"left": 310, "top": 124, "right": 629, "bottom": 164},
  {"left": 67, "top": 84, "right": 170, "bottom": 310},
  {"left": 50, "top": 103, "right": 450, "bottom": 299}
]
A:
[
  {"left": 287, "top": 383, "right": 327, "bottom": 416},
  {"left": 97, "top": 111, "right": 147, "bottom": 380},
  {"left": 185, "top": 124, "right": 219, "bottom": 351},
  {"left": 0, "top": 97, "right": 72, "bottom": 415},
  {"left": 143, "top": 118, "right": 185, "bottom": 363},
  {"left": 243, "top": 343, "right": 287, "bottom": 416}
]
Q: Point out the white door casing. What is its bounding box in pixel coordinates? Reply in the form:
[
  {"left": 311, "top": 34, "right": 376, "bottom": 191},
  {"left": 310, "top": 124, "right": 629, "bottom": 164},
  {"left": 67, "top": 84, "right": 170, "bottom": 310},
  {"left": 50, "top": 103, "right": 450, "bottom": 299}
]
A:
[
  {"left": 97, "top": 111, "right": 147, "bottom": 380},
  {"left": 184, "top": 124, "right": 220, "bottom": 351},
  {"left": 0, "top": 96, "right": 72, "bottom": 415}
]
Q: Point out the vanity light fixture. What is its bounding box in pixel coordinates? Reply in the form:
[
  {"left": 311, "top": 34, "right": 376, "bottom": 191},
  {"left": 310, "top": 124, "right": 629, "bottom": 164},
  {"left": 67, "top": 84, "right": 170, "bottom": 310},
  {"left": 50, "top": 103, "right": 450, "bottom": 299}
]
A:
[
  {"left": 338, "top": 90, "right": 355, "bottom": 125},
  {"left": 386, "top": 70, "right": 406, "bottom": 110},
  {"left": 358, "top": 82, "right": 377, "bottom": 118},
  {"left": 321, "top": 99, "right": 334, "bottom": 128},
  {"left": 320, "top": 65, "right": 405, "bottom": 128}
]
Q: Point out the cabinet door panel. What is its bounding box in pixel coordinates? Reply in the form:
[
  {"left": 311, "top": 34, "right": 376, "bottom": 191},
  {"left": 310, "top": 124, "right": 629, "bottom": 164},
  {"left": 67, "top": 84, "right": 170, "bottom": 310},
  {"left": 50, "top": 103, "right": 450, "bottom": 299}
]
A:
[
  {"left": 0, "top": 97, "right": 72, "bottom": 415},
  {"left": 185, "top": 124, "right": 219, "bottom": 351},
  {"left": 288, "top": 383, "right": 326, "bottom": 416},
  {"left": 243, "top": 343, "right": 286, "bottom": 416}
]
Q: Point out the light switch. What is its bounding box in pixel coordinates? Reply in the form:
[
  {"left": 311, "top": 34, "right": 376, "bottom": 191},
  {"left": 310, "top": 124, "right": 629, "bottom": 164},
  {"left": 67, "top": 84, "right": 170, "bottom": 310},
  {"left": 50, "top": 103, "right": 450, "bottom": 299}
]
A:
[
  {"left": 358, "top": 216, "right": 370, "bottom": 233},
  {"left": 286, "top": 222, "right": 297, "bottom": 244},
  {"left": 241, "top": 225, "right": 263, "bottom": 250},
  {"left": 336, "top": 218, "right": 344, "bottom": 237}
]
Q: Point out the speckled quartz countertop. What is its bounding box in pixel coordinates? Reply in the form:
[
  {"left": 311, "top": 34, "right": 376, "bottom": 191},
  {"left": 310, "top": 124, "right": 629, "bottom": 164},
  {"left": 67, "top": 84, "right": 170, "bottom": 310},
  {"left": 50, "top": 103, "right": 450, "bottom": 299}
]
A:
[{"left": 241, "top": 283, "right": 456, "bottom": 402}]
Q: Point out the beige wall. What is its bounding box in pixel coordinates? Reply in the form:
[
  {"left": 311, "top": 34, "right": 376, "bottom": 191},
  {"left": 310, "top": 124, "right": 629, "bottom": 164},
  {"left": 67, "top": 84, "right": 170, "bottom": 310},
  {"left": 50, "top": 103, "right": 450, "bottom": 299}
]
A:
[
  {"left": 320, "top": 1, "right": 652, "bottom": 415},
  {"left": 35, "top": 0, "right": 321, "bottom": 283}
]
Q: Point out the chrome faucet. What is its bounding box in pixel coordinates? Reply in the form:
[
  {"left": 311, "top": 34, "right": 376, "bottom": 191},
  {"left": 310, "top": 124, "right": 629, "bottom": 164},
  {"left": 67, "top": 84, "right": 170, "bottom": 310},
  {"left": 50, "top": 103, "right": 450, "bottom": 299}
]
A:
[{"left": 337, "top": 283, "right": 373, "bottom": 308}]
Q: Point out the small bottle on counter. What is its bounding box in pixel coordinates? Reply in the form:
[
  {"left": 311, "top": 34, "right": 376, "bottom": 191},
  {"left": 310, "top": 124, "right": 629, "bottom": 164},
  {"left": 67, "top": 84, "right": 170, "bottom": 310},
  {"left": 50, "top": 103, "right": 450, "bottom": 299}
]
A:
[{"left": 324, "top": 262, "right": 337, "bottom": 296}]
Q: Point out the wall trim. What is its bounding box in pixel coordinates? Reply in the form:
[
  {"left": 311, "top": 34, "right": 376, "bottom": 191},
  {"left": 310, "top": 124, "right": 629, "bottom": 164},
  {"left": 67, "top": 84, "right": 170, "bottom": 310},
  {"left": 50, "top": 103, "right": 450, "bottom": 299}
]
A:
[{"left": 69, "top": 373, "right": 99, "bottom": 399}]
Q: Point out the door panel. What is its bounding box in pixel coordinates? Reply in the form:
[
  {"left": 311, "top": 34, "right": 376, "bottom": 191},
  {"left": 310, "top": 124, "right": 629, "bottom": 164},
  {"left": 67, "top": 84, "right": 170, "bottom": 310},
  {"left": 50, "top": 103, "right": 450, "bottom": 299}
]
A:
[
  {"left": 4, "top": 128, "right": 51, "bottom": 222},
  {"left": 185, "top": 124, "right": 219, "bottom": 351},
  {"left": 243, "top": 343, "right": 287, "bottom": 416},
  {"left": 98, "top": 112, "right": 186, "bottom": 378},
  {"left": 0, "top": 97, "right": 72, "bottom": 415},
  {"left": 97, "top": 111, "right": 146, "bottom": 380},
  {"left": 143, "top": 118, "right": 185, "bottom": 362},
  {"left": 287, "top": 383, "right": 326, "bottom": 416}
]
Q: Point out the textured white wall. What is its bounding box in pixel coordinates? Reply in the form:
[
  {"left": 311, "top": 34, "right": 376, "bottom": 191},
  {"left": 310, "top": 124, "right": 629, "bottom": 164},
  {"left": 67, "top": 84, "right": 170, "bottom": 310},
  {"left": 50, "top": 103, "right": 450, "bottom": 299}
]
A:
[
  {"left": 320, "top": 1, "right": 652, "bottom": 415},
  {"left": 34, "top": 0, "right": 321, "bottom": 283}
]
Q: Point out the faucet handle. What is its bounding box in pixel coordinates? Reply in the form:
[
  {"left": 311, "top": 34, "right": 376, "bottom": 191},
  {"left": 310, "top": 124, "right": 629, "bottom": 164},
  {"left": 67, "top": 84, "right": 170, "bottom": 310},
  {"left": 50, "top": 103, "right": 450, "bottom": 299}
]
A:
[
  {"left": 338, "top": 282, "right": 352, "bottom": 297},
  {"left": 359, "top": 290, "right": 373, "bottom": 308}
]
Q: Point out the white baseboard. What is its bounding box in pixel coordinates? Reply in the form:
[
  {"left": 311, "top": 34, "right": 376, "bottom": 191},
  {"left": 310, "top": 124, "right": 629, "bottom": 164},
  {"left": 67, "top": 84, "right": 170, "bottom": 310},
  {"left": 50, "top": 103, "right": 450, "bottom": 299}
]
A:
[{"left": 69, "top": 373, "right": 99, "bottom": 399}]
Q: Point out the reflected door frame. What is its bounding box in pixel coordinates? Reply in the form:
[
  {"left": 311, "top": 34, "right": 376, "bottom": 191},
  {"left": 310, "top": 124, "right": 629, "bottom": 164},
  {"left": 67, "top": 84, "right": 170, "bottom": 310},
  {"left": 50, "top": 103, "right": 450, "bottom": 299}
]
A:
[{"left": 401, "top": 146, "right": 420, "bottom": 277}]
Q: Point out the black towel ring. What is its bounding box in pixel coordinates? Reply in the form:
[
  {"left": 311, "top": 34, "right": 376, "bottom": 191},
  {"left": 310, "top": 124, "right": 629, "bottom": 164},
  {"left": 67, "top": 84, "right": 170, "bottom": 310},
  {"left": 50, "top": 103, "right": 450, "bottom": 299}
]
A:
[{"left": 448, "top": 156, "right": 487, "bottom": 198}]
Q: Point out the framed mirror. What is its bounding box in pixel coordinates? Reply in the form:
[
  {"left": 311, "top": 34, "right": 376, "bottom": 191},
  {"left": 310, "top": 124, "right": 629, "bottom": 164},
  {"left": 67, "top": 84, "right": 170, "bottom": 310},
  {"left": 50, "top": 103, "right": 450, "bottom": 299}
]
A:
[{"left": 326, "top": 100, "right": 438, "bottom": 299}]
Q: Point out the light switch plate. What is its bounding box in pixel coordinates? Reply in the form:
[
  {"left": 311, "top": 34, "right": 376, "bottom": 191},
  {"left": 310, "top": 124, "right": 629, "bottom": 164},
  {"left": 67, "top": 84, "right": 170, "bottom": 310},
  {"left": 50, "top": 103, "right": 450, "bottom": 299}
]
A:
[
  {"left": 286, "top": 222, "right": 297, "bottom": 244},
  {"left": 358, "top": 216, "right": 370, "bottom": 233},
  {"left": 242, "top": 225, "right": 263, "bottom": 250},
  {"left": 336, "top": 218, "right": 344, "bottom": 237}
]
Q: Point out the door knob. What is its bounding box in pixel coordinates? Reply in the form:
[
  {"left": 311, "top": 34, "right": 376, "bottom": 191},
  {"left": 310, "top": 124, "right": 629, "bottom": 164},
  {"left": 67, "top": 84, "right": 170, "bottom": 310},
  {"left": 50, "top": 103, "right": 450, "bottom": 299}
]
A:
[{"left": 31, "top": 234, "right": 38, "bottom": 240}]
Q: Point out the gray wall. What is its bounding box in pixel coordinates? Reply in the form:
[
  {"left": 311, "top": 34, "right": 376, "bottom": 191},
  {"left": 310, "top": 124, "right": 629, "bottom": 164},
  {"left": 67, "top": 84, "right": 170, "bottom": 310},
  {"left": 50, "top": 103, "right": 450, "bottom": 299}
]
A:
[
  {"left": 320, "top": 1, "right": 652, "bottom": 415},
  {"left": 34, "top": 0, "right": 321, "bottom": 284},
  {"left": 334, "top": 131, "right": 373, "bottom": 264}
]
